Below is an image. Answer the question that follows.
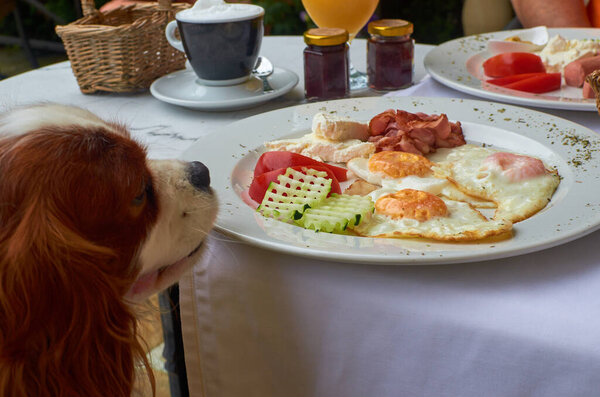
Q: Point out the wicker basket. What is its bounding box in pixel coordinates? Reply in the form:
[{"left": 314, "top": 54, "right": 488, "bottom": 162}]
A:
[{"left": 55, "top": 0, "right": 190, "bottom": 94}]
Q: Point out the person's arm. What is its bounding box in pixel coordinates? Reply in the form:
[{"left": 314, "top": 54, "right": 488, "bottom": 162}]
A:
[{"left": 511, "top": 0, "right": 592, "bottom": 27}]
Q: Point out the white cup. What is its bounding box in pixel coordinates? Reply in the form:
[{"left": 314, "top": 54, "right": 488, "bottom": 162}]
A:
[{"left": 165, "top": 1, "right": 265, "bottom": 86}]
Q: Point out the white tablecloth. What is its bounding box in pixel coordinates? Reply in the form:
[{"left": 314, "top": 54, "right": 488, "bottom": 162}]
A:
[
  {"left": 176, "top": 40, "right": 600, "bottom": 397},
  {"left": 2, "top": 36, "right": 600, "bottom": 397},
  {"left": 181, "top": 231, "right": 600, "bottom": 397}
]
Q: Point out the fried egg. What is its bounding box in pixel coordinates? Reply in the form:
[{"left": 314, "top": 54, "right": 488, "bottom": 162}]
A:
[
  {"left": 347, "top": 151, "right": 496, "bottom": 208},
  {"left": 429, "top": 144, "right": 560, "bottom": 223},
  {"left": 353, "top": 188, "right": 512, "bottom": 241}
]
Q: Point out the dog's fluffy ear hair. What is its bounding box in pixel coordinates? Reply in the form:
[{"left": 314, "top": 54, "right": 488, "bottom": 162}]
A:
[{"left": 0, "top": 133, "right": 154, "bottom": 397}]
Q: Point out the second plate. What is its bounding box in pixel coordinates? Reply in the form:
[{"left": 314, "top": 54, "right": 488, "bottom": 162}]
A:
[{"left": 424, "top": 28, "right": 600, "bottom": 111}]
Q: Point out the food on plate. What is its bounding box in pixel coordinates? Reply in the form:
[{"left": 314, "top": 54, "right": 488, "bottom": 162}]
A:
[
  {"left": 505, "top": 36, "right": 532, "bottom": 44},
  {"left": 249, "top": 164, "right": 341, "bottom": 203},
  {"left": 312, "top": 112, "right": 370, "bottom": 141},
  {"left": 264, "top": 112, "right": 375, "bottom": 163},
  {"left": 538, "top": 35, "right": 600, "bottom": 73},
  {"left": 368, "top": 109, "right": 466, "bottom": 155},
  {"left": 485, "top": 71, "right": 562, "bottom": 93},
  {"left": 496, "top": 72, "right": 561, "bottom": 93},
  {"left": 375, "top": 189, "right": 447, "bottom": 221},
  {"left": 563, "top": 55, "right": 600, "bottom": 87},
  {"left": 482, "top": 52, "right": 546, "bottom": 78},
  {"left": 366, "top": 151, "right": 433, "bottom": 179},
  {"left": 429, "top": 144, "right": 560, "bottom": 223},
  {"left": 585, "top": 70, "right": 600, "bottom": 102},
  {"left": 480, "top": 32, "right": 600, "bottom": 99},
  {"left": 252, "top": 110, "right": 560, "bottom": 243},
  {"left": 583, "top": 81, "right": 595, "bottom": 99},
  {"left": 298, "top": 194, "right": 374, "bottom": 233},
  {"left": 254, "top": 151, "right": 348, "bottom": 181},
  {"left": 347, "top": 152, "right": 496, "bottom": 208},
  {"left": 257, "top": 167, "right": 332, "bottom": 220},
  {"left": 257, "top": 167, "right": 373, "bottom": 233},
  {"left": 485, "top": 72, "right": 548, "bottom": 86},
  {"left": 352, "top": 188, "right": 512, "bottom": 241},
  {"left": 344, "top": 179, "right": 379, "bottom": 196}
]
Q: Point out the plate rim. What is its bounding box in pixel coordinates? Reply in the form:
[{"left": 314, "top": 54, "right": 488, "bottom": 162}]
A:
[
  {"left": 181, "top": 96, "right": 600, "bottom": 265},
  {"left": 424, "top": 27, "right": 600, "bottom": 112}
]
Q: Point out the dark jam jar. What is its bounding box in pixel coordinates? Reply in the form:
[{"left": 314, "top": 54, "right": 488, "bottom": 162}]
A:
[
  {"left": 367, "top": 19, "right": 414, "bottom": 91},
  {"left": 303, "top": 28, "right": 349, "bottom": 101}
]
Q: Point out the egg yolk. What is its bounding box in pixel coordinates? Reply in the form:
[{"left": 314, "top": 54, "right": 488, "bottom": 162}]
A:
[
  {"left": 375, "top": 189, "right": 448, "bottom": 221},
  {"left": 368, "top": 151, "right": 433, "bottom": 178}
]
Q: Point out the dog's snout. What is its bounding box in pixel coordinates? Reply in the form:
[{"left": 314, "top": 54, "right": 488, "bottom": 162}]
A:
[{"left": 187, "top": 161, "right": 211, "bottom": 191}]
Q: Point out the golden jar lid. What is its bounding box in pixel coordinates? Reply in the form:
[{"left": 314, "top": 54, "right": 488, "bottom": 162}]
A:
[
  {"left": 304, "top": 28, "right": 349, "bottom": 46},
  {"left": 368, "top": 19, "right": 413, "bottom": 37}
]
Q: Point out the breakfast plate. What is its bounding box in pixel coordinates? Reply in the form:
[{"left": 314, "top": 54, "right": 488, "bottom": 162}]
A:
[
  {"left": 150, "top": 66, "right": 298, "bottom": 111},
  {"left": 424, "top": 28, "right": 600, "bottom": 111},
  {"left": 181, "top": 96, "right": 600, "bottom": 265}
]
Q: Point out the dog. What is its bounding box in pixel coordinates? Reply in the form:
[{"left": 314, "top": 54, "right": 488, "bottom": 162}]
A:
[{"left": 0, "top": 104, "right": 218, "bottom": 396}]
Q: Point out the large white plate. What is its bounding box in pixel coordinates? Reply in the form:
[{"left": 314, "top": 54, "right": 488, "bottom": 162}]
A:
[
  {"left": 181, "top": 96, "right": 600, "bottom": 265},
  {"left": 424, "top": 28, "right": 600, "bottom": 111}
]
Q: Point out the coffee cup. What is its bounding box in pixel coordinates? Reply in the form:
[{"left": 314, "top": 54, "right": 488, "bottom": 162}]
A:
[{"left": 165, "top": 0, "right": 264, "bottom": 86}]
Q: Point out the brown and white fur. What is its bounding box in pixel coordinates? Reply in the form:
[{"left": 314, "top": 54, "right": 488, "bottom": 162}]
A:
[{"left": 0, "top": 104, "right": 217, "bottom": 396}]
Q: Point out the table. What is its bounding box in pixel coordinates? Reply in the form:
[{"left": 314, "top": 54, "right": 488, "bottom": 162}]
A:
[{"left": 2, "top": 36, "right": 600, "bottom": 397}]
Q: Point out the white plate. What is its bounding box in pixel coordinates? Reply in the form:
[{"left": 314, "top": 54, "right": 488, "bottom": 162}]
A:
[
  {"left": 150, "top": 67, "right": 298, "bottom": 111},
  {"left": 424, "top": 28, "right": 600, "bottom": 111},
  {"left": 181, "top": 96, "right": 600, "bottom": 265}
]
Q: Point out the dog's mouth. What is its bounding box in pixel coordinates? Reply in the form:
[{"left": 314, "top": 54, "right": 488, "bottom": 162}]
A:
[{"left": 126, "top": 241, "right": 205, "bottom": 300}]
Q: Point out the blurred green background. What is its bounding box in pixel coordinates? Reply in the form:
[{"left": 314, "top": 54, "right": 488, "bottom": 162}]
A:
[
  {"left": 0, "top": 0, "right": 464, "bottom": 43},
  {"left": 0, "top": 0, "right": 465, "bottom": 77}
]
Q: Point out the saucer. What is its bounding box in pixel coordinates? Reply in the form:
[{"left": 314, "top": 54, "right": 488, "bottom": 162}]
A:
[{"left": 150, "top": 67, "right": 299, "bottom": 111}]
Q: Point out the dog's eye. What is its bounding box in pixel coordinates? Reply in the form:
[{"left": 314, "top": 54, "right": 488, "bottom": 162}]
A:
[{"left": 132, "top": 190, "right": 146, "bottom": 206}]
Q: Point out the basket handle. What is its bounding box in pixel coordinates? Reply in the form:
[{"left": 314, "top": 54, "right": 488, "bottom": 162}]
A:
[
  {"left": 79, "top": 0, "right": 173, "bottom": 17},
  {"left": 157, "top": 0, "right": 173, "bottom": 12},
  {"left": 80, "top": 0, "right": 96, "bottom": 17}
]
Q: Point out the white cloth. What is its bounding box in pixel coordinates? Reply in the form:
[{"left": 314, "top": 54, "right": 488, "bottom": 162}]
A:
[{"left": 181, "top": 230, "right": 600, "bottom": 397}]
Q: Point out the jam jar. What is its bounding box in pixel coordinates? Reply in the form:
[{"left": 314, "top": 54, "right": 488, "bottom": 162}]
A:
[
  {"left": 367, "top": 19, "right": 414, "bottom": 91},
  {"left": 303, "top": 27, "right": 350, "bottom": 101}
]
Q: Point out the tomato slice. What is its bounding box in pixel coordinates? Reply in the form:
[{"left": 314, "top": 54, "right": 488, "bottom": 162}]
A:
[
  {"left": 503, "top": 73, "right": 562, "bottom": 93},
  {"left": 483, "top": 52, "right": 546, "bottom": 78},
  {"left": 254, "top": 151, "right": 348, "bottom": 182},
  {"left": 248, "top": 165, "right": 341, "bottom": 203},
  {"left": 486, "top": 72, "right": 549, "bottom": 86}
]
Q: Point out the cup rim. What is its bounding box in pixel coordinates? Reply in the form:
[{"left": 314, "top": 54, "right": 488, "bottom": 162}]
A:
[{"left": 175, "top": 4, "right": 264, "bottom": 24}]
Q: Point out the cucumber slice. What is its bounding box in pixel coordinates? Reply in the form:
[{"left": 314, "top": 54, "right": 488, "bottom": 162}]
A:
[
  {"left": 257, "top": 167, "right": 332, "bottom": 220},
  {"left": 298, "top": 193, "right": 374, "bottom": 233}
]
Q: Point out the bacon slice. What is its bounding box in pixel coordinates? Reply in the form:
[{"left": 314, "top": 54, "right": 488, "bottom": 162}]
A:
[{"left": 368, "top": 110, "right": 466, "bottom": 155}]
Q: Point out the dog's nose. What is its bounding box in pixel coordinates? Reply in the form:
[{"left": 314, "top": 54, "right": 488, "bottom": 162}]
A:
[{"left": 186, "top": 161, "right": 211, "bottom": 191}]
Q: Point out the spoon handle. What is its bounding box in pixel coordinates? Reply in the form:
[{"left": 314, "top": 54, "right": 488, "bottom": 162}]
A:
[{"left": 261, "top": 76, "right": 274, "bottom": 93}]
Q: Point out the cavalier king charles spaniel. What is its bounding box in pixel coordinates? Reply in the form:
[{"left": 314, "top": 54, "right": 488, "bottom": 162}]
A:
[{"left": 0, "top": 104, "right": 218, "bottom": 396}]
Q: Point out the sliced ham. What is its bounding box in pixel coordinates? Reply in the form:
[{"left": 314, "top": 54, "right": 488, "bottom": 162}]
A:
[
  {"left": 367, "top": 109, "right": 466, "bottom": 155},
  {"left": 564, "top": 55, "right": 600, "bottom": 87},
  {"left": 583, "top": 81, "right": 596, "bottom": 99}
]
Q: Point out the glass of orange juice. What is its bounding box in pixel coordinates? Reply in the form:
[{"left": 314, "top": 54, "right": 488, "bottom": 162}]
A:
[{"left": 302, "top": 0, "right": 379, "bottom": 90}]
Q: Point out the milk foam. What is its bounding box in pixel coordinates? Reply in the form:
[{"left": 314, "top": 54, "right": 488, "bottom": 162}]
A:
[{"left": 176, "top": 0, "right": 264, "bottom": 23}]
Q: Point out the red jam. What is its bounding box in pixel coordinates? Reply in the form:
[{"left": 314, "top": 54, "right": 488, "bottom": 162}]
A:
[
  {"left": 367, "top": 19, "right": 414, "bottom": 91},
  {"left": 303, "top": 28, "right": 349, "bottom": 101}
]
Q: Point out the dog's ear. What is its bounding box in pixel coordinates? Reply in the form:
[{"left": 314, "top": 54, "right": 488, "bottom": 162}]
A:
[{"left": 0, "top": 145, "right": 154, "bottom": 397}]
